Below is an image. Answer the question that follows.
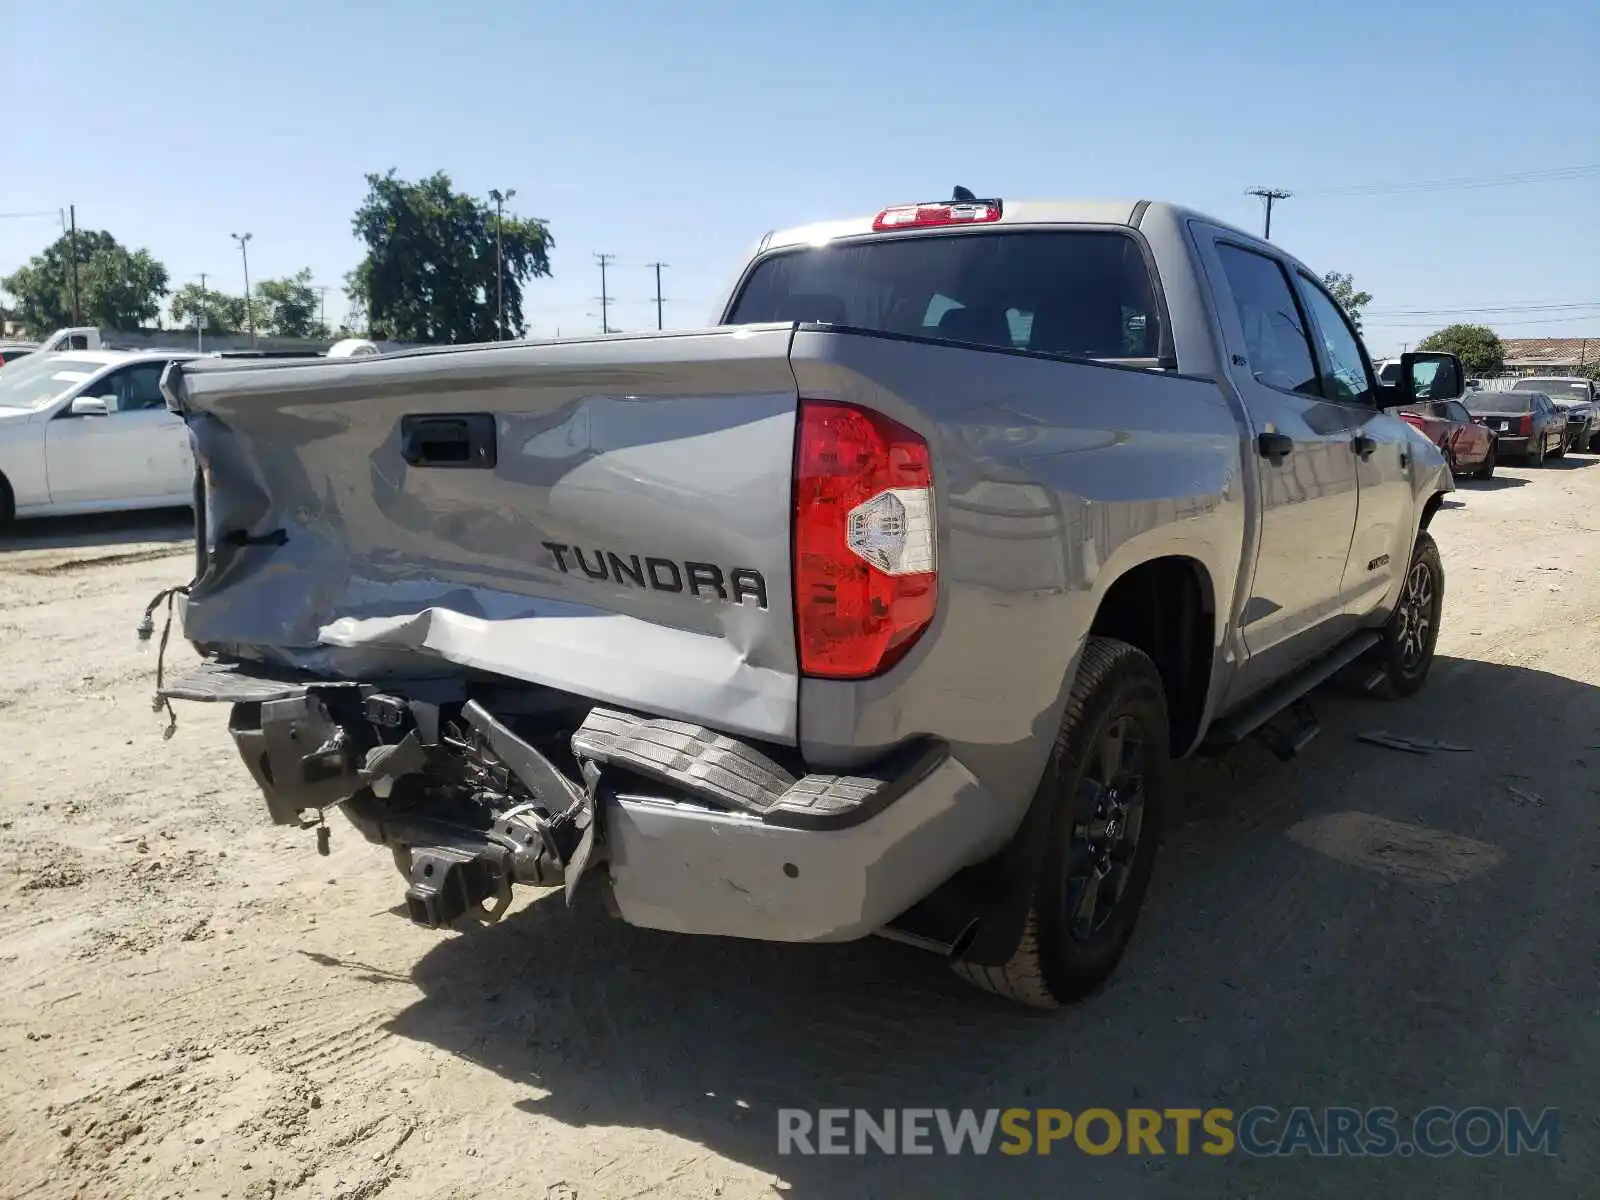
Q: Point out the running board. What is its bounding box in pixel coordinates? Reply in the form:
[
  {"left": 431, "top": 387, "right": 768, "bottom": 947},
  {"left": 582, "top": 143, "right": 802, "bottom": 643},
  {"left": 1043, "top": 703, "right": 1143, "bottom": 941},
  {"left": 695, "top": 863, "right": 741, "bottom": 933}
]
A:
[{"left": 1202, "top": 631, "right": 1381, "bottom": 756}]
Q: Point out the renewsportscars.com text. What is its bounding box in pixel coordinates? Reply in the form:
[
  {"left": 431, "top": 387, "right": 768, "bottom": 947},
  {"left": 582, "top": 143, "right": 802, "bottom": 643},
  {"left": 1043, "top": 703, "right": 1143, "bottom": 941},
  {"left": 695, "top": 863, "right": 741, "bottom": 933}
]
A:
[{"left": 777, "top": 1106, "right": 1560, "bottom": 1158}]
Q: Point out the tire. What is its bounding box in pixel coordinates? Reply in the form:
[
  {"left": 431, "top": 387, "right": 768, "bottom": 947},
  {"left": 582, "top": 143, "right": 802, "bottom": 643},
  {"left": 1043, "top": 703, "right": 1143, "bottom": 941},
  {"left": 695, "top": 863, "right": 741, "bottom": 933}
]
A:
[
  {"left": 0, "top": 472, "right": 13, "bottom": 530},
  {"left": 1529, "top": 434, "right": 1546, "bottom": 466},
  {"left": 1473, "top": 443, "right": 1496, "bottom": 480},
  {"left": 1368, "top": 531, "right": 1444, "bottom": 700},
  {"left": 951, "top": 638, "right": 1170, "bottom": 1008}
]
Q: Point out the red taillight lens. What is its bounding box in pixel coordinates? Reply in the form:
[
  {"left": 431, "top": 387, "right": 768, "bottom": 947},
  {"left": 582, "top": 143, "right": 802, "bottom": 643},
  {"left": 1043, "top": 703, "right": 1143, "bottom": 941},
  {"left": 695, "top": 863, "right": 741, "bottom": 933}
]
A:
[
  {"left": 1519, "top": 414, "right": 1533, "bottom": 436},
  {"left": 793, "top": 400, "right": 937, "bottom": 679},
  {"left": 872, "top": 200, "right": 1002, "bottom": 231}
]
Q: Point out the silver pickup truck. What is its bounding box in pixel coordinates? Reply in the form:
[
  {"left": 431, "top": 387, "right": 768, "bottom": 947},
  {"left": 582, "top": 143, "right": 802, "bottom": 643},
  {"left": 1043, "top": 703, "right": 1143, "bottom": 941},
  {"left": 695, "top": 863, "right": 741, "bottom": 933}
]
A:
[{"left": 151, "top": 192, "right": 1458, "bottom": 1008}]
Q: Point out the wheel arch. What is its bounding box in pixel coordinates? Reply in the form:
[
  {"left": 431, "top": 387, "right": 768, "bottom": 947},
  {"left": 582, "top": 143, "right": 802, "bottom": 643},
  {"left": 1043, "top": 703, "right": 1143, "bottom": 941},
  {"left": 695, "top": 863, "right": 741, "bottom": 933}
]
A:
[
  {"left": 1419, "top": 490, "right": 1447, "bottom": 531},
  {"left": 1086, "top": 554, "right": 1217, "bottom": 757}
]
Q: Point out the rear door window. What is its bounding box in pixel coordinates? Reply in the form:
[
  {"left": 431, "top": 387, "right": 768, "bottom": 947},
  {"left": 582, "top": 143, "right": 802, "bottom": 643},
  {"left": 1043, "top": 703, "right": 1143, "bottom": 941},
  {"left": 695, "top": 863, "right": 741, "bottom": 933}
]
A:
[
  {"left": 1213, "top": 244, "right": 1320, "bottom": 397},
  {"left": 1468, "top": 394, "right": 1531, "bottom": 414},
  {"left": 727, "top": 230, "right": 1166, "bottom": 362}
]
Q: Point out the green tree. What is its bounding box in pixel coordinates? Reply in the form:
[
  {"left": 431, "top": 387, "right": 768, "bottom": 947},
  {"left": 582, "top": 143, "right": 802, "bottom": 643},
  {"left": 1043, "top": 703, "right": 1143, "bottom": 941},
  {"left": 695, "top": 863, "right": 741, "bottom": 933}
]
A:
[
  {"left": 347, "top": 170, "right": 553, "bottom": 343},
  {"left": 0, "top": 230, "right": 170, "bottom": 334},
  {"left": 257, "top": 268, "right": 330, "bottom": 338},
  {"left": 1321, "top": 271, "right": 1373, "bottom": 332},
  {"left": 170, "top": 283, "right": 248, "bottom": 336},
  {"left": 1418, "top": 323, "right": 1505, "bottom": 376}
]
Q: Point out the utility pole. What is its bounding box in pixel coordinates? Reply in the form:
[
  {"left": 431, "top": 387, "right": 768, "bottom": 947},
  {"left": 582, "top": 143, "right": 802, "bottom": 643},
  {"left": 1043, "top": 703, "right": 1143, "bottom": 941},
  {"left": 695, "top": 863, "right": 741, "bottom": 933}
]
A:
[
  {"left": 1246, "top": 188, "right": 1292, "bottom": 240},
  {"left": 197, "top": 272, "right": 207, "bottom": 352},
  {"left": 594, "top": 252, "right": 615, "bottom": 333},
  {"left": 68, "top": 204, "right": 81, "bottom": 327},
  {"left": 648, "top": 262, "right": 669, "bottom": 330},
  {"left": 488, "top": 188, "right": 516, "bottom": 339},
  {"left": 231, "top": 232, "right": 255, "bottom": 346},
  {"left": 316, "top": 285, "right": 328, "bottom": 332}
]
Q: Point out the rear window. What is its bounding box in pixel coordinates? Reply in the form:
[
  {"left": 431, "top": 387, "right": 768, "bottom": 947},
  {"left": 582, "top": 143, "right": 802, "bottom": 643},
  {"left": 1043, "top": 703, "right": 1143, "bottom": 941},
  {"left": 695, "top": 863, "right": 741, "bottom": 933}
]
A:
[
  {"left": 1466, "top": 393, "right": 1531, "bottom": 414},
  {"left": 1512, "top": 379, "right": 1590, "bottom": 403},
  {"left": 726, "top": 231, "right": 1165, "bottom": 361}
]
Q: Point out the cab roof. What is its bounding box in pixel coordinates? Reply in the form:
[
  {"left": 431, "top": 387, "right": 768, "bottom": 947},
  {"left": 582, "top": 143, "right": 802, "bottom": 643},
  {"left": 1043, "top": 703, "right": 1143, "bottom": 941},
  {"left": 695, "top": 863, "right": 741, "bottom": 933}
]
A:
[{"left": 759, "top": 199, "right": 1259, "bottom": 254}]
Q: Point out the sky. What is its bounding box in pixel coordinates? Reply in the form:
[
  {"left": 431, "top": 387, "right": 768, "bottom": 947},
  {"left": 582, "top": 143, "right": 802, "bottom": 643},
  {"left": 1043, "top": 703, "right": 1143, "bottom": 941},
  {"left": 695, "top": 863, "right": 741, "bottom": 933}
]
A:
[{"left": 2, "top": 0, "right": 1596, "bottom": 358}]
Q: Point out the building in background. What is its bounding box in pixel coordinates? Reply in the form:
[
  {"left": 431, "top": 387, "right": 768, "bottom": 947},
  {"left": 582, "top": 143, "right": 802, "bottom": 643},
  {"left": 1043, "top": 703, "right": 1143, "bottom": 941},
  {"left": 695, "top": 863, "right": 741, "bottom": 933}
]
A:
[{"left": 1499, "top": 337, "right": 1596, "bottom": 377}]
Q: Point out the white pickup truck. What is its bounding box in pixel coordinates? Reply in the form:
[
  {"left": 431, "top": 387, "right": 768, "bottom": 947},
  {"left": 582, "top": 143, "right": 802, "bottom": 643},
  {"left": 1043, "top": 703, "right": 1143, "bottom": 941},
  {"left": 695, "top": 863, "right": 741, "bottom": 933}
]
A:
[{"left": 151, "top": 191, "right": 1459, "bottom": 1007}]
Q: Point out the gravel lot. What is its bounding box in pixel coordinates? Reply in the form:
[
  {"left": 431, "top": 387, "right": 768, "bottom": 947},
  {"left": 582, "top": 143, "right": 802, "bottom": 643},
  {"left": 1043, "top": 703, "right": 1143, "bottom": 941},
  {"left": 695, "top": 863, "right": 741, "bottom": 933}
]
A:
[{"left": 2, "top": 458, "right": 1597, "bottom": 1200}]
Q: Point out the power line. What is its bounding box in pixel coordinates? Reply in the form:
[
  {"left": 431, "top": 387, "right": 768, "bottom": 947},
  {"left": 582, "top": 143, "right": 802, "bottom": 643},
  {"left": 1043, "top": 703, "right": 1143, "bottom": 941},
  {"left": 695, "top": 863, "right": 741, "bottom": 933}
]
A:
[
  {"left": 1365, "top": 314, "right": 1600, "bottom": 329},
  {"left": 0, "top": 209, "right": 56, "bottom": 220},
  {"left": 68, "top": 205, "right": 80, "bottom": 326},
  {"left": 648, "top": 262, "right": 669, "bottom": 331},
  {"left": 231, "top": 232, "right": 255, "bottom": 347},
  {"left": 593, "top": 252, "right": 615, "bottom": 334},
  {"left": 488, "top": 187, "right": 516, "bottom": 340},
  {"left": 1366, "top": 301, "right": 1600, "bottom": 317},
  {"left": 1245, "top": 187, "right": 1292, "bottom": 239},
  {"left": 1303, "top": 163, "right": 1600, "bottom": 197}
]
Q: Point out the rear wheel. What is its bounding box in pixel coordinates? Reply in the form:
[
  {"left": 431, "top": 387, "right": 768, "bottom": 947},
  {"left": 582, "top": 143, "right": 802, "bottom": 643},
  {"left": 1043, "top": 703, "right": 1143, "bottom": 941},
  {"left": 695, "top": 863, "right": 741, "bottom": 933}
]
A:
[
  {"left": 1368, "top": 532, "right": 1444, "bottom": 699},
  {"left": 1529, "top": 434, "right": 1547, "bottom": 466},
  {"left": 952, "top": 638, "right": 1169, "bottom": 1008}
]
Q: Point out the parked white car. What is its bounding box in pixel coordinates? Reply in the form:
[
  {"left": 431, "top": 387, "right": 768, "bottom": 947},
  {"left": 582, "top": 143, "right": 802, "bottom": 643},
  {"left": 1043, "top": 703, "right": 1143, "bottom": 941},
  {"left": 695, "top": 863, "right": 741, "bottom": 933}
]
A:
[{"left": 0, "top": 350, "right": 199, "bottom": 524}]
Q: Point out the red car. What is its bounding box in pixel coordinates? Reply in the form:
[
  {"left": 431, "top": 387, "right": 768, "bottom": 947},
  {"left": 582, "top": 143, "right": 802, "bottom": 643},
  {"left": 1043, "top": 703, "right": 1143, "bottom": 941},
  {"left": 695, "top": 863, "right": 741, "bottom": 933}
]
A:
[{"left": 1395, "top": 398, "right": 1497, "bottom": 479}]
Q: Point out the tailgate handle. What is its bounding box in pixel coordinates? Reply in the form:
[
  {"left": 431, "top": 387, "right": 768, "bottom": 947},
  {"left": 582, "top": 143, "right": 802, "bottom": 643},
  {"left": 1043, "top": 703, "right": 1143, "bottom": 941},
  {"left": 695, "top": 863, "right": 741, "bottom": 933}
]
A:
[{"left": 401, "top": 414, "right": 497, "bottom": 469}]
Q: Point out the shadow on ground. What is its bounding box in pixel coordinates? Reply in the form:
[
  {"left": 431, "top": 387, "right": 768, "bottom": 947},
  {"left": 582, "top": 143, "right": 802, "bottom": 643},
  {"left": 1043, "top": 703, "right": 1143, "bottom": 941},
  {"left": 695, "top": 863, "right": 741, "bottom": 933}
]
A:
[
  {"left": 0, "top": 506, "right": 192, "bottom": 554},
  {"left": 310, "top": 657, "right": 1595, "bottom": 1198},
  {"left": 1535, "top": 454, "right": 1599, "bottom": 472}
]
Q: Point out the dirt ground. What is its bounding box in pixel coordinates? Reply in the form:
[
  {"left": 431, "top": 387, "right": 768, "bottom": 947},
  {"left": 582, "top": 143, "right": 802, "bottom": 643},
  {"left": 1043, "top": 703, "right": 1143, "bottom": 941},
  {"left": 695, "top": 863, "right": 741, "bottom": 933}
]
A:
[{"left": 2, "top": 458, "right": 1597, "bottom": 1200}]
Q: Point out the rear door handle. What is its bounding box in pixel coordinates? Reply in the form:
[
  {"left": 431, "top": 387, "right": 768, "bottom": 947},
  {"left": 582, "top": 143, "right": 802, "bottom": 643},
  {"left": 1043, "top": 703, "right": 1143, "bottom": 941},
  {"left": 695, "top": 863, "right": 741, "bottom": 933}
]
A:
[
  {"left": 1352, "top": 433, "right": 1377, "bottom": 459},
  {"left": 1257, "top": 431, "right": 1293, "bottom": 463},
  {"left": 401, "top": 414, "right": 498, "bottom": 469}
]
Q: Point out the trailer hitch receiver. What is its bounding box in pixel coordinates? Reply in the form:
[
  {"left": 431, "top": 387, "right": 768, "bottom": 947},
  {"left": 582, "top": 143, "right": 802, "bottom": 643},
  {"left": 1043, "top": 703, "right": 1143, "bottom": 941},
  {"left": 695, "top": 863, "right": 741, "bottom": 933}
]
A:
[{"left": 404, "top": 843, "right": 514, "bottom": 928}]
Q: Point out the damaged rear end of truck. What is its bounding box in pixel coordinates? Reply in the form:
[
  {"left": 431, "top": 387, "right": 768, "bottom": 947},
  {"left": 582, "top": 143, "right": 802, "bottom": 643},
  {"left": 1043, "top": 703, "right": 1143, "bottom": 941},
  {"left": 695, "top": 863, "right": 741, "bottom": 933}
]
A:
[{"left": 154, "top": 327, "right": 995, "bottom": 947}]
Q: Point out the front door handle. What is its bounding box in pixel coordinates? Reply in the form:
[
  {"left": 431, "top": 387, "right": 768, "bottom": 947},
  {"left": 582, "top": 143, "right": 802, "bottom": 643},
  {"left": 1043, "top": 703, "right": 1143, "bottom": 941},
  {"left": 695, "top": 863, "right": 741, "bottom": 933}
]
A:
[
  {"left": 1257, "top": 431, "right": 1293, "bottom": 464},
  {"left": 1352, "top": 433, "right": 1377, "bottom": 460}
]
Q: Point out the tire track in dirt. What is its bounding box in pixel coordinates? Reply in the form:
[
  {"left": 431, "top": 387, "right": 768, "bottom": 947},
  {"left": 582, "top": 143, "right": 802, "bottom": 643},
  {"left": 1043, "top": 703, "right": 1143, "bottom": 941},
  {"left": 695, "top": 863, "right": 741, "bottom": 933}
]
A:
[{"left": 4, "top": 545, "right": 193, "bottom": 577}]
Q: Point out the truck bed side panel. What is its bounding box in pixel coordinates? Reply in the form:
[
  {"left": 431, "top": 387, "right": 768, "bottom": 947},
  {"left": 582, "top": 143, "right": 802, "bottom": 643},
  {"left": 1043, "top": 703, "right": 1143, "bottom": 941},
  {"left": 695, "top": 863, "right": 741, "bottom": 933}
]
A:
[
  {"left": 174, "top": 328, "right": 803, "bottom": 742},
  {"left": 790, "top": 328, "right": 1246, "bottom": 848}
]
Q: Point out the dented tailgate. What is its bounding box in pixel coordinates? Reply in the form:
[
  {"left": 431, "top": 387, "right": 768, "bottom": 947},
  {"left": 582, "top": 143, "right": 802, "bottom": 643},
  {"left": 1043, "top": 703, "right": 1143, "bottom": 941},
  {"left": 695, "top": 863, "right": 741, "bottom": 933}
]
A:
[{"left": 168, "top": 327, "right": 802, "bottom": 742}]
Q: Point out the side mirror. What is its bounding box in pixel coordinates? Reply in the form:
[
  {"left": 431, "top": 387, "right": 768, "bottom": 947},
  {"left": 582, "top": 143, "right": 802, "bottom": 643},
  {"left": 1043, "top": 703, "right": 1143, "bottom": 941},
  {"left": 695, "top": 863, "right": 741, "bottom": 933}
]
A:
[
  {"left": 70, "top": 395, "right": 111, "bottom": 417},
  {"left": 1398, "top": 351, "right": 1464, "bottom": 404}
]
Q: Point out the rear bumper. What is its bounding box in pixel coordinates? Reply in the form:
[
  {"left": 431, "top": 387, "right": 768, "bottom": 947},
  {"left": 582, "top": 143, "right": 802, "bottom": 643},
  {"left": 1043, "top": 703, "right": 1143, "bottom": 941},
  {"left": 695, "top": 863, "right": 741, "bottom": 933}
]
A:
[
  {"left": 1496, "top": 436, "right": 1530, "bottom": 455},
  {"left": 604, "top": 751, "right": 997, "bottom": 942},
  {"left": 164, "top": 659, "right": 1007, "bottom": 944}
]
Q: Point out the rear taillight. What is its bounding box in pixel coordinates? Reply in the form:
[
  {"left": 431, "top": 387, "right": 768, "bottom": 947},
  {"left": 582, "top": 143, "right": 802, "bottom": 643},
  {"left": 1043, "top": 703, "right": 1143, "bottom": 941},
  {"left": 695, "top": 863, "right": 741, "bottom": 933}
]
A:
[
  {"left": 872, "top": 200, "right": 1002, "bottom": 231},
  {"left": 1519, "top": 414, "right": 1533, "bottom": 436},
  {"left": 794, "top": 400, "right": 937, "bottom": 679}
]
